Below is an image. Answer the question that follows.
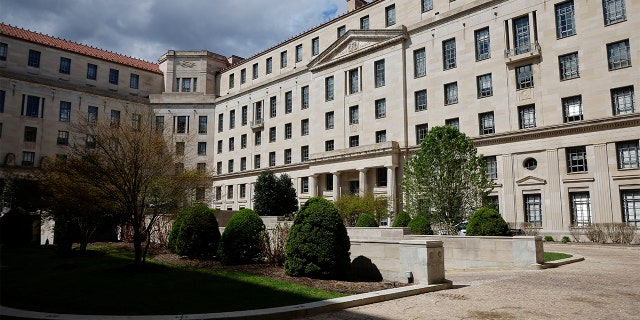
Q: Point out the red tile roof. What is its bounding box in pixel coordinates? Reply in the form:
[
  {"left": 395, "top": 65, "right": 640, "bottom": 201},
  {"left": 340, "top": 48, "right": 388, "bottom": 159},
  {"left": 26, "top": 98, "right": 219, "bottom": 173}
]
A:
[{"left": 0, "top": 23, "right": 162, "bottom": 74}]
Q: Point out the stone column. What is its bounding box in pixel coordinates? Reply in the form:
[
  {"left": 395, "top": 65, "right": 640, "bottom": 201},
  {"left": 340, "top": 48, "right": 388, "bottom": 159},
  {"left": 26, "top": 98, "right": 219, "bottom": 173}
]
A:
[
  {"left": 358, "top": 168, "right": 368, "bottom": 196},
  {"left": 386, "top": 165, "right": 396, "bottom": 213},
  {"left": 332, "top": 171, "right": 341, "bottom": 201},
  {"left": 309, "top": 174, "right": 317, "bottom": 197},
  {"left": 502, "top": 155, "right": 517, "bottom": 225},
  {"left": 546, "top": 149, "right": 565, "bottom": 230},
  {"left": 593, "top": 144, "right": 614, "bottom": 223}
]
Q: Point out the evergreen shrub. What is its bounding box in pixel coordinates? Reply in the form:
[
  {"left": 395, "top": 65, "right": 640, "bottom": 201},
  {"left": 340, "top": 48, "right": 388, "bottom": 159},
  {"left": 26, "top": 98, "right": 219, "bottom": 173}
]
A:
[
  {"left": 218, "top": 208, "right": 265, "bottom": 265},
  {"left": 168, "top": 203, "right": 220, "bottom": 258},
  {"left": 392, "top": 211, "right": 411, "bottom": 228},
  {"left": 466, "top": 207, "right": 511, "bottom": 236},
  {"left": 408, "top": 213, "right": 433, "bottom": 235},
  {"left": 355, "top": 213, "right": 378, "bottom": 227}
]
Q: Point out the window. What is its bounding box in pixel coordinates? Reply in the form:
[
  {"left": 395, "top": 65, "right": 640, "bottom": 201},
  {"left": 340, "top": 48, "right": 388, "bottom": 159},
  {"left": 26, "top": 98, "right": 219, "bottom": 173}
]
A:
[
  {"left": 242, "top": 106, "right": 248, "bottom": 125},
  {"left": 269, "top": 96, "right": 277, "bottom": 118},
  {"left": 295, "top": 44, "right": 303, "bottom": 62},
  {"left": 444, "top": 82, "right": 458, "bottom": 105},
  {"left": 218, "top": 114, "right": 224, "bottom": 132},
  {"left": 216, "top": 140, "right": 222, "bottom": 154},
  {"left": 617, "top": 140, "right": 639, "bottom": 169},
  {"left": 155, "top": 116, "right": 164, "bottom": 132},
  {"left": 86, "top": 134, "right": 96, "bottom": 149},
  {"left": 349, "top": 106, "right": 359, "bottom": 124},
  {"left": 603, "top": 0, "right": 626, "bottom": 25},
  {"left": 227, "top": 185, "right": 233, "bottom": 199},
  {"left": 325, "top": 76, "right": 334, "bottom": 101},
  {"left": 28, "top": 50, "right": 40, "bottom": 68},
  {"left": 326, "top": 174, "right": 334, "bottom": 191},
  {"left": 621, "top": 189, "right": 640, "bottom": 227},
  {"left": 176, "top": 116, "right": 187, "bottom": 133},
  {"left": 59, "top": 101, "right": 71, "bottom": 122},
  {"left": 325, "top": 112, "right": 334, "bottom": 129},
  {"left": 88, "top": 106, "right": 98, "bottom": 124},
  {"left": 325, "top": 140, "right": 335, "bottom": 151},
  {"left": 216, "top": 162, "right": 223, "bottom": 174},
  {"left": 22, "top": 151, "right": 35, "bottom": 167},
  {"left": 337, "top": 25, "right": 346, "bottom": 38},
  {"left": 301, "top": 177, "right": 309, "bottom": 194},
  {"left": 269, "top": 152, "right": 276, "bottom": 167},
  {"left": 55, "top": 131, "right": 68, "bottom": 146},
  {"left": 229, "top": 74, "right": 235, "bottom": 88},
  {"left": 131, "top": 113, "right": 141, "bottom": 130},
  {"left": 513, "top": 16, "right": 531, "bottom": 55},
  {"left": 240, "top": 184, "right": 246, "bottom": 198},
  {"left": 349, "top": 68, "right": 359, "bottom": 94},
  {"left": 285, "top": 91, "right": 293, "bottom": 113},
  {"left": 566, "top": 146, "right": 588, "bottom": 173},
  {"left": 375, "top": 99, "right": 386, "bottom": 119},
  {"left": 284, "top": 149, "right": 292, "bottom": 164},
  {"left": 215, "top": 186, "right": 222, "bottom": 200},
  {"left": 385, "top": 4, "right": 396, "bottom": 27},
  {"left": 229, "top": 137, "right": 234, "bottom": 151},
  {"left": 196, "top": 116, "right": 207, "bottom": 134},
  {"left": 374, "top": 59, "right": 385, "bottom": 87},
  {"left": 377, "top": 167, "right": 387, "bottom": 187},
  {"left": 26, "top": 95, "right": 40, "bottom": 118},
  {"left": 422, "top": 0, "right": 433, "bottom": 12},
  {"left": 0, "top": 90, "right": 4, "bottom": 113},
  {"left": 376, "top": 130, "right": 387, "bottom": 143},
  {"left": 280, "top": 51, "right": 287, "bottom": 68},
  {"left": 240, "top": 157, "right": 247, "bottom": 171},
  {"left": 479, "top": 112, "right": 495, "bottom": 135},
  {"left": 524, "top": 194, "right": 542, "bottom": 226},
  {"left": 416, "top": 124, "right": 428, "bottom": 145},
  {"left": 266, "top": 57, "right": 273, "bottom": 74},
  {"left": 446, "top": 118, "right": 460, "bottom": 128},
  {"left": 269, "top": 127, "right": 276, "bottom": 142},
  {"left": 0, "top": 42, "right": 6, "bottom": 60},
  {"left": 240, "top": 69, "right": 246, "bottom": 84},
  {"left": 228, "top": 110, "right": 236, "bottom": 129},
  {"left": 524, "top": 158, "right": 538, "bottom": 170},
  {"left": 477, "top": 74, "right": 493, "bottom": 98},
  {"left": 87, "top": 63, "right": 97, "bottom": 80},
  {"left": 360, "top": 16, "right": 369, "bottom": 30},
  {"left": 195, "top": 187, "right": 205, "bottom": 201},
  {"left": 570, "top": 192, "right": 591, "bottom": 226},
  {"left": 228, "top": 160, "right": 234, "bottom": 173},
  {"left": 285, "top": 123, "right": 292, "bottom": 139},
  {"left": 475, "top": 27, "right": 490, "bottom": 60},
  {"left": 312, "top": 37, "right": 320, "bottom": 56},
  {"left": 24, "top": 126, "right": 37, "bottom": 142},
  {"left": 301, "top": 119, "right": 309, "bottom": 136},
  {"left": 241, "top": 134, "right": 247, "bottom": 149},
  {"left": 109, "top": 69, "right": 119, "bottom": 85},
  {"left": 126, "top": 74, "right": 139, "bottom": 90},
  {"left": 301, "top": 86, "right": 309, "bottom": 109},
  {"left": 563, "top": 96, "right": 583, "bottom": 122},
  {"left": 611, "top": 86, "right": 635, "bottom": 115},
  {"left": 516, "top": 64, "right": 534, "bottom": 89},
  {"left": 413, "top": 90, "right": 427, "bottom": 111},
  {"left": 59, "top": 57, "right": 71, "bottom": 74},
  {"left": 301, "top": 146, "right": 309, "bottom": 162},
  {"left": 607, "top": 40, "right": 631, "bottom": 70},
  {"left": 252, "top": 63, "right": 259, "bottom": 80},
  {"left": 443, "top": 39, "right": 457, "bottom": 70},
  {"left": 197, "top": 163, "right": 207, "bottom": 173},
  {"left": 559, "top": 52, "right": 579, "bottom": 80},
  {"left": 518, "top": 104, "right": 536, "bottom": 129},
  {"left": 485, "top": 156, "right": 497, "bottom": 179},
  {"left": 197, "top": 142, "right": 207, "bottom": 156},
  {"left": 555, "top": 1, "right": 576, "bottom": 38},
  {"left": 349, "top": 135, "right": 359, "bottom": 147},
  {"left": 180, "top": 78, "right": 191, "bottom": 92},
  {"left": 349, "top": 181, "right": 360, "bottom": 195},
  {"left": 414, "top": 48, "right": 426, "bottom": 77},
  {"left": 255, "top": 131, "right": 262, "bottom": 146}
]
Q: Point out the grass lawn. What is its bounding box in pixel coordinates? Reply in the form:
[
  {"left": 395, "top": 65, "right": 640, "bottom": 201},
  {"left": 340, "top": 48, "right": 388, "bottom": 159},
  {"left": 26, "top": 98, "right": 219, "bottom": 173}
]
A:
[
  {"left": 0, "top": 245, "right": 345, "bottom": 315},
  {"left": 544, "top": 251, "right": 573, "bottom": 261}
]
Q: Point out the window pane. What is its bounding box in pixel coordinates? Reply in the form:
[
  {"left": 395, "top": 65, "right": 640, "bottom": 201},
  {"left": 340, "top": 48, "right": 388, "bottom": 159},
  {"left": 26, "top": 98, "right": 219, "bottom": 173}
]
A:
[
  {"left": 443, "top": 39, "right": 457, "bottom": 70},
  {"left": 617, "top": 141, "right": 640, "bottom": 169},
  {"left": 555, "top": 1, "right": 576, "bottom": 38},
  {"left": 559, "top": 52, "right": 580, "bottom": 80},
  {"left": 563, "top": 96, "right": 583, "bottom": 122},
  {"left": 566, "top": 146, "right": 588, "bottom": 173},
  {"left": 524, "top": 194, "right": 542, "bottom": 226},
  {"left": 475, "top": 28, "right": 490, "bottom": 60},
  {"left": 607, "top": 40, "right": 631, "bottom": 70},
  {"left": 603, "top": 0, "right": 626, "bottom": 25}
]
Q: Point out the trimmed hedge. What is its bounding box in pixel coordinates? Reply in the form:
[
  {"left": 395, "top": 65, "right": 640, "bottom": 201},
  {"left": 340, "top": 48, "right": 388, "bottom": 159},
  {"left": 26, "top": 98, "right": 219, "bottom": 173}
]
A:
[
  {"left": 408, "top": 214, "right": 433, "bottom": 235},
  {"left": 355, "top": 213, "right": 378, "bottom": 227},
  {"left": 391, "top": 211, "right": 411, "bottom": 228},
  {"left": 285, "top": 197, "right": 351, "bottom": 279},
  {"left": 466, "top": 207, "right": 511, "bottom": 236},
  {"left": 168, "top": 203, "right": 220, "bottom": 259},
  {"left": 218, "top": 209, "right": 265, "bottom": 265}
]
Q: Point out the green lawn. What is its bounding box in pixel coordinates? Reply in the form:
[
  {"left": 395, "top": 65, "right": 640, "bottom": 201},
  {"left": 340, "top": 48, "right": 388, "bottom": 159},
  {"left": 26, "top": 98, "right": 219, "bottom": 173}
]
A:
[
  {"left": 0, "top": 245, "right": 345, "bottom": 315},
  {"left": 544, "top": 251, "right": 573, "bottom": 261}
]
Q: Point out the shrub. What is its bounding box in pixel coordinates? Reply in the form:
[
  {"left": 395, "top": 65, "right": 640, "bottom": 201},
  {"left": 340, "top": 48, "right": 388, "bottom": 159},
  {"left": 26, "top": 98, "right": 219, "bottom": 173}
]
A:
[
  {"left": 519, "top": 222, "right": 540, "bottom": 236},
  {"left": 261, "top": 221, "right": 290, "bottom": 266},
  {"left": 408, "top": 214, "right": 433, "bottom": 235},
  {"left": 0, "top": 207, "right": 34, "bottom": 245},
  {"left": 285, "top": 197, "right": 351, "bottom": 279},
  {"left": 569, "top": 226, "right": 583, "bottom": 243},
  {"left": 218, "top": 209, "right": 266, "bottom": 265},
  {"left": 168, "top": 203, "right": 220, "bottom": 259},
  {"left": 466, "top": 207, "right": 511, "bottom": 236},
  {"left": 561, "top": 236, "right": 570, "bottom": 243},
  {"left": 335, "top": 193, "right": 388, "bottom": 227},
  {"left": 544, "top": 236, "right": 555, "bottom": 242},
  {"left": 392, "top": 211, "right": 411, "bottom": 228},
  {"left": 355, "top": 213, "right": 378, "bottom": 227}
]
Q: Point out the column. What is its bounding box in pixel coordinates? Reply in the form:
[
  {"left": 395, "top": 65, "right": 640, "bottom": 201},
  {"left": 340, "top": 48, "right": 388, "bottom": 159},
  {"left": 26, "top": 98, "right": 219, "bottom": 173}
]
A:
[
  {"left": 358, "top": 168, "right": 368, "bottom": 196},
  {"left": 546, "top": 149, "right": 564, "bottom": 230},
  {"left": 528, "top": 12, "right": 535, "bottom": 44},
  {"left": 502, "top": 155, "right": 517, "bottom": 225},
  {"left": 309, "top": 174, "right": 317, "bottom": 197},
  {"left": 332, "top": 171, "right": 341, "bottom": 201},
  {"left": 593, "top": 144, "right": 614, "bottom": 223},
  {"left": 386, "top": 165, "right": 396, "bottom": 213}
]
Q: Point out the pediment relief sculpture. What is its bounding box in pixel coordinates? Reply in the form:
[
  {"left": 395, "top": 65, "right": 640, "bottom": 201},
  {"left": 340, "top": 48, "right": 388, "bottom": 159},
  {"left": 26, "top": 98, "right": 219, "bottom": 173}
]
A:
[{"left": 516, "top": 176, "right": 547, "bottom": 186}]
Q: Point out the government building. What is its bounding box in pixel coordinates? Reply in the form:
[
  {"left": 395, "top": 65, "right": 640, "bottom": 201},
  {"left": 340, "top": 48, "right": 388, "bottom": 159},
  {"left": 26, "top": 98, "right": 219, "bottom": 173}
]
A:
[{"left": 1, "top": 0, "right": 638, "bottom": 236}]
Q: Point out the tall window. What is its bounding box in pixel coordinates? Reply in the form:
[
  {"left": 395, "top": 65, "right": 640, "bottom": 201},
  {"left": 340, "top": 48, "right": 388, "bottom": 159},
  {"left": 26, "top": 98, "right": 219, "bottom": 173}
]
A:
[
  {"left": 479, "top": 112, "right": 495, "bottom": 135},
  {"left": 566, "top": 146, "right": 588, "bottom": 173},
  {"left": 218, "top": 114, "right": 224, "bottom": 132},
  {"left": 57, "top": 130, "right": 69, "bottom": 145},
  {"left": 375, "top": 99, "right": 386, "bottom": 119},
  {"left": 88, "top": 106, "right": 98, "bottom": 124},
  {"left": 301, "top": 86, "right": 309, "bottom": 109},
  {"left": 109, "top": 69, "right": 119, "bottom": 85},
  {"left": 280, "top": 51, "right": 287, "bottom": 68},
  {"left": 198, "top": 142, "right": 207, "bottom": 156},
  {"left": 241, "top": 105, "right": 248, "bottom": 125},
  {"left": 155, "top": 116, "right": 164, "bottom": 132},
  {"left": 312, "top": 37, "right": 320, "bottom": 56},
  {"left": 559, "top": 52, "right": 579, "bottom": 80},
  {"left": 26, "top": 96, "right": 40, "bottom": 118},
  {"left": 269, "top": 152, "right": 276, "bottom": 167},
  {"left": 22, "top": 151, "right": 35, "bottom": 167},
  {"left": 240, "top": 69, "right": 246, "bottom": 84},
  {"left": 513, "top": 16, "right": 531, "bottom": 55},
  {"left": 475, "top": 27, "right": 490, "bottom": 60},
  {"left": 229, "top": 74, "right": 235, "bottom": 88},
  {"left": 524, "top": 194, "right": 542, "bottom": 226},
  {"left": 253, "top": 63, "right": 259, "bottom": 79},
  {"left": 301, "top": 146, "right": 309, "bottom": 162},
  {"left": 23, "top": 126, "right": 37, "bottom": 142},
  {"left": 377, "top": 168, "right": 387, "bottom": 187},
  {"left": 563, "top": 96, "right": 583, "bottom": 122},
  {"left": 570, "top": 192, "right": 591, "bottom": 226},
  {"left": 254, "top": 131, "right": 262, "bottom": 146},
  {"left": 285, "top": 123, "right": 292, "bottom": 139},
  {"left": 416, "top": 124, "right": 428, "bottom": 145},
  {"left": 285, "top": 91, "right": 293, "bottom": 113},
  {"left": 374, "top": 59, "right": 385, "bottom": 87},
  {"left": 181, "top": 78, "right": 191, "bottom": 92},
  {"left": 485, "top": 156, "right": 498, "bottom": 179},
  {"left": 228, "top": 137, "right": 234, "bottom": 151},
  {"left": 414, "top": 48, "right": 426, "bottom": 77},
  {"left": 0, "top": 42, "right": 7, "bottom": 61},
  {"left": 422, "top": 0, "right": 433, "bottom": 12},
  {"left": 349, "top": 135, "right": 359, "bottom": 147},
  {"left": 240, "top": 157, "right": 247, "bottom": 171},
  {"left": 284, "top": 149, "right": 292, "bottom": 164},
  {"left": 301, "top": 119, "right": 309, "bottom": 136},
  {"left": 621, "top": 190, "right": 640, "bottom": 227},
  {"left": 376, "top": 130, "right": 387, "bottom": 143},
  {"left": 255, "top": 155, "right": 261, "bottom": 169},
  {"left": 216, "top": 140, "right": 222, "bottom": 154},
  {"left": 349, "top": 106, "right": 359, "bottom": 124},
  {"left": 477, "top": 74, "right": 493, "bottom": 98},
  {"left": 325, "top": 140, "right": 335, "bottom": 151},
  {"left": 325, "top": 112, "right": 334, "bottom": 129},
  {"left": 87, "top": 63, "right": 97, "bottom": 80},
  {"left": 415, "top": 90, "right": 427, "bottom": 111},
  {"left": 229, "top": 110, "right": 235, "bottom": 129},
  {"left": 59, "top": 57, "right": 71, "bottom": 74},
  {"left": 176, "top": 116, "right": 187, "bottom": 133},
  {"left": 444, "top": 82, "right": 458, "bottom": 105},
  {"left": 325, "top": 76, "right": 334, "bottom": 101},
  {"left": 443, "top": 38, "right": 457, "bottom": 70},
  {"left": 130, "top": 74, "right": 139, "bottom": 89},
  {"left": 131, "top": 113, "right": 141, "bottom": 130},
  {"left": 28, "top": 50, "right": 40, "bottom": 68},
  {"left": 269, "top": 127, "right": 276, "bottom": 142},
  {"left": 241, "top": 134, "right": 247, "bottom": 149},
  {"left": 0, "top": 90, "right": 4, "bottom": 113},
  {"left": 295, "top": 44, "right": 303, "bottom": 62},
  {"left": 611, "top": 86, "right": 635, "bottom": 115},
  {"left": 607, "top": 40, "right": 631, "bottom": 70},
  {"left": 385, "top": 4, "right": 396, "bottom": 27},
  {"left": 301, "top": 177, "right": 309, "bottom": 193},
  {"left": 337, "top": 25, "right": 346, "bottom": 38},
  {"left": 326, "top": 174, "right": 334, "bottom": 191},
  {"left": 198, "top": 116, "right": 207, "bottom": 134},
  {"left": 270, "top": 96, "right": 277, "bottom": 118},
  {"left": 555, "top": 1, "right": 576, "bottom": 38},
  {"left": 349, "top": 68, "right": 359, "bottom": 94},
  {"left": 110, "top": 110, "right": 121, "bottom": 128},
  {"left": 360, "top": 16, "right": 369, "bottom": 30},
  {"left": 59, "top": 101, "right": 71, "bottom": 122},
  {"left": 603, "top": 0, "right": 626, "bottom": 25},
  {"left": 227, "top": 185, "right": 233, "bottom": 199},
  {"left": 266, "top": 57, "right": 273, "bottom": 74},
  {"left": 516, "top": 64, "right": 534, "bottom": 89},
  {"left": 616, "top": 140, "right": 639, "bottom": 169},
  {"left": 518, "top": 104, "right": 536, "bottom": 129}
]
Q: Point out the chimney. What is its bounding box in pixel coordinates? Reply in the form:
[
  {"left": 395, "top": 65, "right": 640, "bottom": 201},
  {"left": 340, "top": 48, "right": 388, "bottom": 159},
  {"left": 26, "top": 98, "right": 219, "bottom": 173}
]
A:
[{"left": 347, "top": 0, "right": 367, "bottom": 12}]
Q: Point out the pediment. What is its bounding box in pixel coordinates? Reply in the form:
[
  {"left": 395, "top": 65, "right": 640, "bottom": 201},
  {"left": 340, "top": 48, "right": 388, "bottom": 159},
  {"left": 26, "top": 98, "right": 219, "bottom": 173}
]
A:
[
  {"left": 516, "top": 176, "right": 547, "bottom": 186},
  {"left": 308, "top": 28, "right": 408, "bottom": 72}
]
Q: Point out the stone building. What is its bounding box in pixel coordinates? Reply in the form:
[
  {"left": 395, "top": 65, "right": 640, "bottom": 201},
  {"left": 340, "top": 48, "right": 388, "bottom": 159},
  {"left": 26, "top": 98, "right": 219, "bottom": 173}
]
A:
[{"left": 1, "top": 0, "right": 638, "bottom": 236}]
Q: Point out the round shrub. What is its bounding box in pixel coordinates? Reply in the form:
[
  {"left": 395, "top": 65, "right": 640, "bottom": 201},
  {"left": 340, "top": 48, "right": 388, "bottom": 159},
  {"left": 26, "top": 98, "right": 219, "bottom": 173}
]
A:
[
  {"left": 285, "top": 197, "right": 351, "bottom": 279},
  {"left": 168, "top": 203, "right": 220, "bottom": 259},
  {"left": 408, "top": 214, "right": 433, "bottom": 235},
  {"left": 355, "top": 213, "right": 378, "bottom": 227},
  {"left": 392, "top": 211, "right": 411, "bottom": 228},
  {"left": 466, "top": 207, "right": 511, "bottom": 236},
  {"left": 218, "top": 208, "right": 265, "bottom": 265}
]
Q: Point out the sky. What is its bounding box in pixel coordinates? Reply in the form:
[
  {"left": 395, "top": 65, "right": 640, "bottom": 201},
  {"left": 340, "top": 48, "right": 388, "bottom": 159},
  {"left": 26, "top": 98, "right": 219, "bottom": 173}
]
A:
[{"left": 0, "top": 0, "right": 348, "bottom": 63}]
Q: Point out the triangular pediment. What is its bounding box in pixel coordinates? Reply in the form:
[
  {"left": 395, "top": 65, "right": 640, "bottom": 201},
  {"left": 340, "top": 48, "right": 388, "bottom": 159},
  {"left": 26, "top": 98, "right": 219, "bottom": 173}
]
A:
[
  {"left": 308, "top": 28, "right": 407, "bottom": 72},
  {"left": 516, "top": 176, "right": 547, "bottom": 186}
]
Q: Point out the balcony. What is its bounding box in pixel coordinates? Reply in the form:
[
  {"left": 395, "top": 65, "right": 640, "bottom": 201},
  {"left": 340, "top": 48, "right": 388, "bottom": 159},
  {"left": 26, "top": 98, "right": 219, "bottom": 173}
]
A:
[
  {"left": 504, "top": 41, "right": 541, "bottom": 65},
  {"left": 251, "top": 118, "right": 264, "bottom": 131}
]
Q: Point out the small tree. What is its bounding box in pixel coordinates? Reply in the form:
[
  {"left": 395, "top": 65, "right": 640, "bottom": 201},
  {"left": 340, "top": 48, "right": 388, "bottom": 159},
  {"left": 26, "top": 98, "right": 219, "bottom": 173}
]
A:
[
  {"left": 355, "top": 213, "right": 378, "bottom": 227},
  {"left": 253, "top": 170, "right": 298, "bottom": 217},
  {"left": 392, "top": 211, "right": 411, "bottom": 228},
  {"left": 408, "top": 214, "right": 433, "bottom": 235},
  {"left": 335, "top": 192, "right": 388, "bottom": 227},
  {"left": 168, "top": 203, "right": 220, "bottom": 258},
  {"left": 403, "top": 126, "right": 493, "bottom": 235},
  {"left": 466, "top": 207, "right": 511, "bottom": 236},
  {"left": 218, "top": 209, "right": 265, "bottom": 265}
]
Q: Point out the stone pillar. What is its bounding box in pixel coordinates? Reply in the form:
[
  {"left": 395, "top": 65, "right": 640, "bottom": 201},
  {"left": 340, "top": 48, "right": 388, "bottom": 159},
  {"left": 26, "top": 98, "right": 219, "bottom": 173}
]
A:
[
  {"left": 358, "top": 168, "right": 368, "bottom": 196},
  {"left": 332, "top": 171, "right": 341, "bottom": 201},
  {"left": 528, "top": 12, "right": 536, "bottom": 43},
  {"left": 593, "top": 144, "right": 614, "bottom": 223},
  {"left": 502, "top": 155, "right": 517, "bottom": 225},
  {"left": 399, "top": 240, "right": 445, "bottom": 285},
  {"left": 309, "top": 174, "right": 317, "bottom": 197},
  {"left": 386, "top": 165, "right": 396, "bottom": 213},
  {"left": 546, "top": 149, "right": 564, "bottom": 230}
]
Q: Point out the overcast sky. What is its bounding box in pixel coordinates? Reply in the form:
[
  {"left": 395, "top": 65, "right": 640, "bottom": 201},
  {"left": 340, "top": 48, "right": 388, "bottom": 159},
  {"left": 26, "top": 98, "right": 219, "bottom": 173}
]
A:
[{"left": 0, "top": 0, "right": 348, "bottom": 63}]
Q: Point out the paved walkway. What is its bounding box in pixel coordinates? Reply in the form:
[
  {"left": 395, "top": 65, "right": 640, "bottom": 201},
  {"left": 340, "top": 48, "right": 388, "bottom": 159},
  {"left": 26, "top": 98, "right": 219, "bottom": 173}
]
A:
[{"left": 303, "top": 244, "right": 640, "bottom": 320}]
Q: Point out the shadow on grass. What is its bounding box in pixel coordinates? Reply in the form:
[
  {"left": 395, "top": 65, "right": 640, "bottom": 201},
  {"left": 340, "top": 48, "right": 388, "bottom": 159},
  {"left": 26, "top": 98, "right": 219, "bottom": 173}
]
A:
[{"left": 0, "top": 245, "right": 345, "bottom": 316}]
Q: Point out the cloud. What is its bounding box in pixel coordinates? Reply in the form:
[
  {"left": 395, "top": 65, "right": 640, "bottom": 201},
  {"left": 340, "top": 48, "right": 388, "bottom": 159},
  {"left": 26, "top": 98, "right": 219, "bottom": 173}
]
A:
[{"left": 0, "top": 0, "right": 347, "bottom": 62}]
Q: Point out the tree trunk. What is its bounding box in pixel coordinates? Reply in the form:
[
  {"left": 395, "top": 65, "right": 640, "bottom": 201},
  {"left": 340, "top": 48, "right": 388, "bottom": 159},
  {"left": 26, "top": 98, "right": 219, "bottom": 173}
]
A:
[{"left": 133, "top": 220, "right": 143, "bottom": 266}]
